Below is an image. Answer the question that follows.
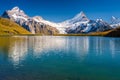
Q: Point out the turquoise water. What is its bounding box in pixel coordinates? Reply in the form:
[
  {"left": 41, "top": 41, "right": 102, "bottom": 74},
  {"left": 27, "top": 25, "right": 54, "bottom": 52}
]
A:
[{"left": 0, "top": 36, "right": 120, "bottom": 80}]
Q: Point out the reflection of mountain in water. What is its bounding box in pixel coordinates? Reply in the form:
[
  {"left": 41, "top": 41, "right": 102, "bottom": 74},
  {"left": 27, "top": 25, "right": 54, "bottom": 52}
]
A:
[
  {"left": 0, "top": 36, "right": 120, "bottom": 66},
  {"left": 8, "top": 36, "right": 28, "bottom": 65},
  {"left": 32, "top": 36, "right": 66, "bottom": 56}
]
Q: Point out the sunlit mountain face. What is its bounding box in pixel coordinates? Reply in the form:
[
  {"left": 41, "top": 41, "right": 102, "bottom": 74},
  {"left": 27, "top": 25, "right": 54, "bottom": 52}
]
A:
[{"left": 1, "top": 7, "right": 115, "bottom": 34}]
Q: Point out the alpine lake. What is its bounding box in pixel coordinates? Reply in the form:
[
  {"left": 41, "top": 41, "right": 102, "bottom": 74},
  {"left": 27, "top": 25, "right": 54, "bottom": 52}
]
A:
[{"left": 0, "top": 36, "right": 120, "bottom": 80}]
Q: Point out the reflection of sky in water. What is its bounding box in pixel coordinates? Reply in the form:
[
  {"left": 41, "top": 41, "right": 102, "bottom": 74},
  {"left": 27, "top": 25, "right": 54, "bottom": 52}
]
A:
[
  {"left": 5, "top": 36, "right": 120, "bottom": 66},
  {"left": 1, "top": 36, "right": 120, "bottom": 80}
]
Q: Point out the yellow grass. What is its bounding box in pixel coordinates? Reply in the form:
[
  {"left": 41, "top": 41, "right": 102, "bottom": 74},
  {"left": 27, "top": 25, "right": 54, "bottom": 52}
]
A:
[{"left": 0, "top": 17, "right": 31, "bottom": 35}]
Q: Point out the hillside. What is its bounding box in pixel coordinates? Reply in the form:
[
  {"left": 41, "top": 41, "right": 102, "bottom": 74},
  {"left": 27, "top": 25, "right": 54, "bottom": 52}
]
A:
[
  {"left": 105, "top": 27, "right": 120, "bottom": 37},
  {"left": 0, "top": 17, "right": 31, "bottom": 35}
]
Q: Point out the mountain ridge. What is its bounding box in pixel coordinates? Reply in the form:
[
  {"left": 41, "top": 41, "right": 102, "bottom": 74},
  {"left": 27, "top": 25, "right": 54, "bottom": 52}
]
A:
[
  {"left": 1, "top": 6, "right": 120, "bottom": 35},
  {"left": 2, "top": 7, "right": 59, "bottom": 34}
]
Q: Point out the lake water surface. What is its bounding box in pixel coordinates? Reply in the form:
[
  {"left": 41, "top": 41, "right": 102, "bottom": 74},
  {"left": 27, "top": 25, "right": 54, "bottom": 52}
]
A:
[{"left": 0, "top": 36, "right": 120, "bottom": 80}]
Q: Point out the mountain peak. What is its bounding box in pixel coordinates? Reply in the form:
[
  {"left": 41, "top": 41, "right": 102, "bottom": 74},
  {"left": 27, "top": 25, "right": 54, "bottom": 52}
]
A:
[
  {"left": 33, "top": 16, "right": 43, "bottom": 20},
  {"left": 78, "top": 11, "right": 85, "bottom": 17},
  {"left": 111, "top": 16, "right": 120, "bottom": 24},
  {"left": 96, "top": 19, "right": 103, "bottom": 22},
  {"left": 74, "top": 11, "right": 86, "bottom": 18},
  {"left": 32, "top": 16, "right": 43, "bottom": 22},
  {"left": 112, "top": 16, "right": 116, "bottom": 20},
  {"left": 72, "top": 11, "right": 89, "bottom": 21},
  {"left": 10, "top": 6, "right": 25, "bottom": 13},
  {"left": 11, "top": 6, "right": 20, "bottom": 11},
  {"left": 2, "top": 6, "right": 29, "bottom": 21}
]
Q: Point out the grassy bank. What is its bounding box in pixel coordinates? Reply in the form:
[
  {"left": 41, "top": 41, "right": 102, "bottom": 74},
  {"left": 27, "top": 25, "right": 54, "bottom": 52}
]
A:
[{"left": 0, "top": 31, "right": 110, "bottom": 37}]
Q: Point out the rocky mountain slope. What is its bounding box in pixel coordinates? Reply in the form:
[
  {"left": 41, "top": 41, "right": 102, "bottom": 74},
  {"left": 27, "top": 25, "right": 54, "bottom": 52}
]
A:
[
  {"left": 2, "top": 7, "right": 59, "bottom": 35},
  {"left": 62, "top": 12, "right": 112, "bottom": 33},
  {"left": 0, "top": 17, "right": 31, "bottom": 35}
]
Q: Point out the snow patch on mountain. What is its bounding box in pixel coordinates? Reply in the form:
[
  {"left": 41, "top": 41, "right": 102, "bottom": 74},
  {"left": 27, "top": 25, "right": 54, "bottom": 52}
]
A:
[
  {"left": 110, "top": 16, "right": 120, "bottom": 28},
  {"left": 60, "top": 11, "right": 89, "bottom": 28},
  {"left": 33, "top": 16, "right": 66, "bottom": 34}
]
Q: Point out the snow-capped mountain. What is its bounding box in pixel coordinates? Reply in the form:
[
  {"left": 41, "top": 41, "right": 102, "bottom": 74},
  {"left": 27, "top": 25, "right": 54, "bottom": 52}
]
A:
[
  {"left": 110, "top": 16, "right": 120, "bottom": 28},
  {"left": 32, "top": 16, "right": 66, "bottom": 33},
  {"left": 66, "top": 19, "right": 111, "bottom": 33},
  {"left": 1, "top": 6, "right": 113, "bottom": 34},
  {"left": 61, "top": 12, "right": 111, "bottom": 33},
  {"left": 2, "top": 7, "right": 60, "bottom": 34},
  {"left": 2, "top": 7, "right": 29, "bottom": 21},
  {"left": 60, "top": 11, "right": 89, "bottom": 28}
]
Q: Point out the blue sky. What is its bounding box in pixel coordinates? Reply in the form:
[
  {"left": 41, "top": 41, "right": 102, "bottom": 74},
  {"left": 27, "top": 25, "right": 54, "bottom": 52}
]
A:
[{"left": 0, "top": 0, "right": 120, "bottom": 22}]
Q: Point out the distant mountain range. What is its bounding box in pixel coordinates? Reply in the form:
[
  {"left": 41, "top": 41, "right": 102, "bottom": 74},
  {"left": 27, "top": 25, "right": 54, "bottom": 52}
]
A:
[{"left": 1, "top": 6, "right": 120, "bottom": 35}]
